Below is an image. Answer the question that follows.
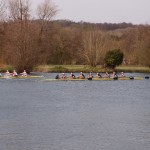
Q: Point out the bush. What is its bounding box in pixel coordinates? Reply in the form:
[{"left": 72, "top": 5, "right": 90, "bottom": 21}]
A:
[
  {"left": 104, "top": 49, "right": 124, "bottom": 69},
  {"left": 0, "top": 64, "right": 14, "bottom": 73}
]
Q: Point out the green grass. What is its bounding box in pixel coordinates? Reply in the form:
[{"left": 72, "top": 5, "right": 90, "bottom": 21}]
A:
[
  {"left": 116, "top": 66, "right": 150, "bottom": 73},
  {"left": 35, "top": 65, "right": 101, "bottom": 73},
  {"left": 1, "top": 64, "right": 150, "bottom": 73},
  {"left": 34, "top": 65, "right": 150, "bottom": 73},
  {"left": 0, "top": 65, "right": 14, "bottom": 73}
]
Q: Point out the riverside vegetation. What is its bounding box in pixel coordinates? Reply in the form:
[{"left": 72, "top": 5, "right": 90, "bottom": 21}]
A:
[
  {"left": 0, "top": 0, "right": 150, "bottom": 73},
  {"left": 1, "top": 65, "right": 150, "bottom": 73},
  {"left": 34, "top": 65, "right": 150, "bottom": 73}
]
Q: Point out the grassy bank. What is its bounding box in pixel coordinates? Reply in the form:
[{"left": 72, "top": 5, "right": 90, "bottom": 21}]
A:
[
  {"left": 0, "top": 64, "right": 14, "bottom": 72},
  {"left": 1, "top": 64, "right": 150, "bottom": 73},
  {"left": 34, "top": 65, "right": 150, "bottom": 73},
  {"left": 116, "top": 66, "right": 150, "bottom": 73},
  {"left": 34, "top": 65, "right": 101, "bottom": 73}
]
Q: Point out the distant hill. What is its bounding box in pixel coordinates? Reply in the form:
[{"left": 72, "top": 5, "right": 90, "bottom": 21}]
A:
[{"left": 52, "top": 19, "right": 136, "bottom": 31}]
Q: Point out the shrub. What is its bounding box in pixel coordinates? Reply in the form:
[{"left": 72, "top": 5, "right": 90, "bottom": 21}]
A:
[{"left": 104, "top": 49, "right": 124, "bottom": 69}]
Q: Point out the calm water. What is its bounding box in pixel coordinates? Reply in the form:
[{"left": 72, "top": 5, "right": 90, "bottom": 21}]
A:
[{"left": 0, "top": 73, "right": 150, "bottom": 150}]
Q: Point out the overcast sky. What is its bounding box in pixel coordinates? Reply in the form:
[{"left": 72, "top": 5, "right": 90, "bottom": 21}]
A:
[{"left": 32, "top": 0, "right": 150, "bottom": 24}]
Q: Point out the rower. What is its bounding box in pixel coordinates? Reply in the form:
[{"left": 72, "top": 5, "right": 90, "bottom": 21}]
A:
[
  {"left": 4, "top": 70, "right": 11, "bottom": 78},
  {"left": 78, "top": 72, "right": 85, "bottom": 79},
  {"left": 88, "top": 72, "right": 93, "bottom": 78},
  {"left": 120, "top": 72, "right": 125, "bottom": 77},
  {"left": 95, "top": 72, "right": 102, "bottom": 78},
  {"left": 21, "top": 70, "right": 27, "bottom": 77},
  {"left": 70, "top": 72, "right": 76, "bottom": 79},
  {"left": 5, "top": 70, "right": 10, "bottom": 76},
  {"left": 12, "top": 70, "right": 18, "bottom": 77},
  {"left": 104, "top": 72, "right": 110, "bottom": 78},
  {"left": 61, "top": 73, "right": 67, "bottom": 79},
  {"left": 55, "top": 74, "right": 60, "bottom": 79},
  {"left": 111, "top": 72, "right": 118, "bottom": 78}
]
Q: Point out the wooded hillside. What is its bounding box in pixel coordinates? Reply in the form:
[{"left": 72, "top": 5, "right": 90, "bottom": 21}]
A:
[{"left": 0, "top": 0, "right": 150, "bottom": 72}]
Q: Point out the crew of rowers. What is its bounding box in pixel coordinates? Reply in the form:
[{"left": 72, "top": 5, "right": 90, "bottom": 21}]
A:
[
  {"left": 0, "top": 70, "right": 28, "bottom": 78},
  {"left": 55, "top": 72, "right": 125, "bottom": 79}
]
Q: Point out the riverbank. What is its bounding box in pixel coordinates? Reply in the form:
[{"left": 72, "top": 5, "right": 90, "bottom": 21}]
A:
[
  {"left": 1, "top": 64, "right": 150, "bottom": 73},
  {"left": 34, "top": 65, "right": 150, "bottom": 73}
]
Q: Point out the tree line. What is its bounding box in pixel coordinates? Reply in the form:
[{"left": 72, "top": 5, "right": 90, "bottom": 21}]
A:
[{"left": 0, "top": 0, "right": 150, "bottom": 72}]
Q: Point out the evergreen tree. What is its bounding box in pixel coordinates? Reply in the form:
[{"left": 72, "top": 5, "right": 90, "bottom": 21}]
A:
[{"left": 104, "top": 49, "right": 124, "bottom": 69}]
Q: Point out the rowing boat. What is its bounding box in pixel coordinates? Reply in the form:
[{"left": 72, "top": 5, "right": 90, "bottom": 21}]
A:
[
  {"left": 44, "top": 76, "right": 146, "bottom": 81},
  {"left": 44, "top": 78, "right": 86, "bottom": 81},
  {"left": 0, "top": 75, "right": 44, "bottom": 79}
]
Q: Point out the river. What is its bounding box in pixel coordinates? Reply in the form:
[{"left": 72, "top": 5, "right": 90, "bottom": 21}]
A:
[{"left": 0, "top": 73, "right": 150, "bottom": 150}]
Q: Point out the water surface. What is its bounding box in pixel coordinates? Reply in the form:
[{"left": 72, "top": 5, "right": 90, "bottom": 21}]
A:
[{"left": 0, "top": 73, "right": 150, "bottom": 150}]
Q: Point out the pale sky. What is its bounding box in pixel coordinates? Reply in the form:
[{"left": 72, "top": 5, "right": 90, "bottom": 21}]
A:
[{"left": 32, "top": 0, "right": 150, "bottom": 24}]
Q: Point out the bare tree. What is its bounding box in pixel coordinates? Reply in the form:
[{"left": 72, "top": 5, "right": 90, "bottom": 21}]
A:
[
  {"left": 36, "top": 0, "right": 58, "bottom": 35},
  {"left": 135, "top": 26, "right": 150, "bottom": 67},
  {"left": 8, "top": 0, "right": 31, "bottom": 21},
  {"left": 82, "top": 30, "right": 107, "bottom": 66},
  {"left": 35, "top": 0, "right": 58, "bottom": 66},
  {"left": 0, "top": 0, "right": 6, "bottom": 21},
  {"left": 5, "top": 0, "right": 39, "bottom": 72},
  {"left": 0, "top": 0, "right": 7, "bottom": 63},
  {"left": 37, "top": 0, "right": 57, "bottom": 21}
]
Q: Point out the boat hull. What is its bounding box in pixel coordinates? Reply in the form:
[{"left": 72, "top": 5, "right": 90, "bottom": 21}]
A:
[
  {"left": 0, "top": 75, "right": 44, "bottom": 79},
  {"left": 44, "top": 77, "right": 144, "bottom": 81}
]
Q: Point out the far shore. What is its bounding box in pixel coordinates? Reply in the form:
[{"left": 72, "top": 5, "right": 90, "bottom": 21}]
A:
[
  {"left": 1, "top": 65, "right": 150, "bottom": 73},
  {"left": 34, "top": 65, "right": 150, "bottom": 73}
]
